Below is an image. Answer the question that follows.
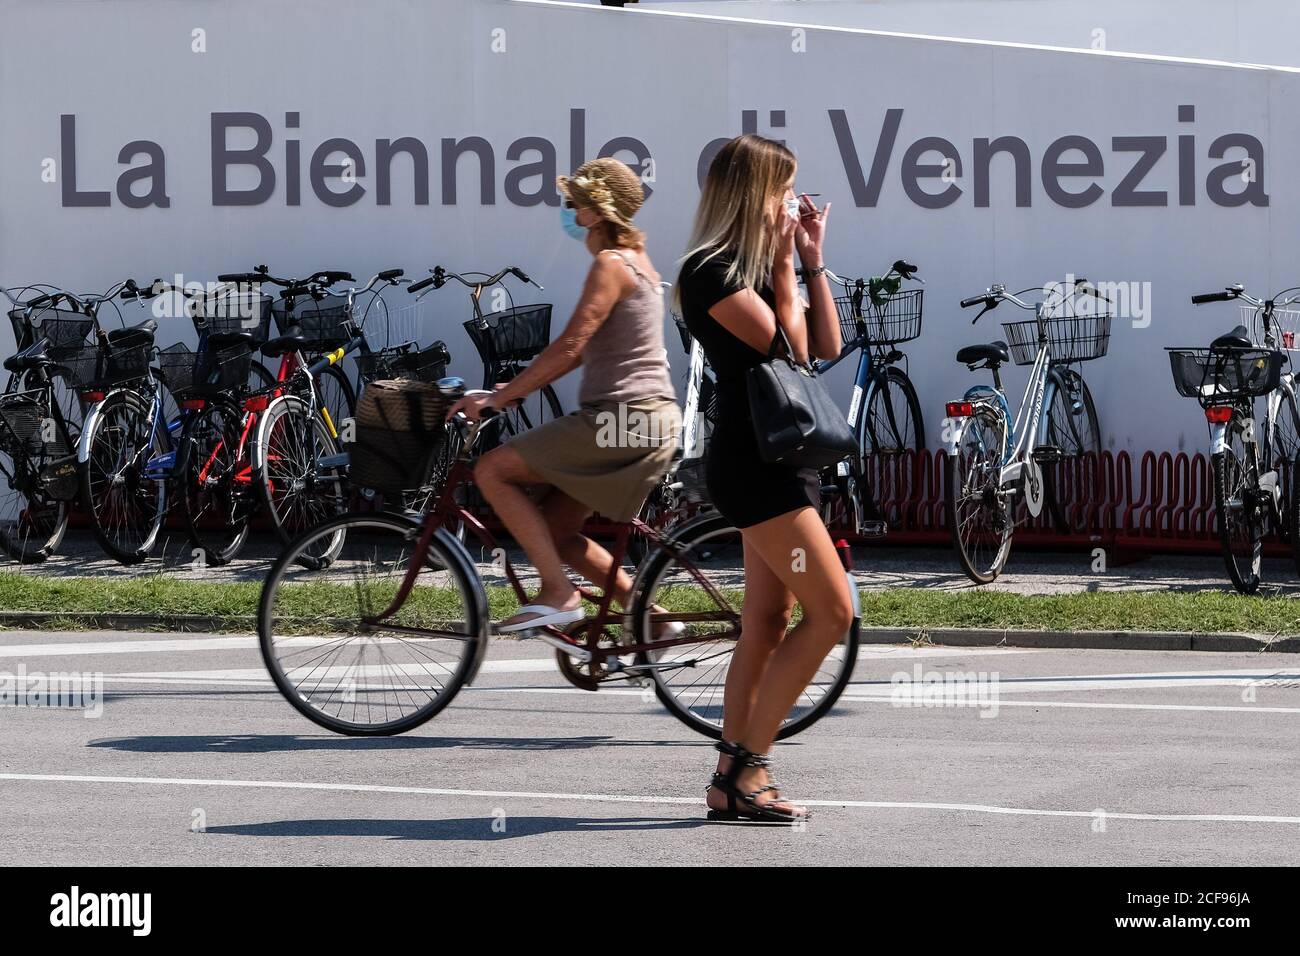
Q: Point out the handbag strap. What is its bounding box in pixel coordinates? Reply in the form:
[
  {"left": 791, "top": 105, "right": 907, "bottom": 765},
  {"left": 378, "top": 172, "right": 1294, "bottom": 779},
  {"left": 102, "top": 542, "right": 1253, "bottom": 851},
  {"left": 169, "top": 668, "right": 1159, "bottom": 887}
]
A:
[{"left": 767, "top": 323, "right": 795, "bottom": 362}]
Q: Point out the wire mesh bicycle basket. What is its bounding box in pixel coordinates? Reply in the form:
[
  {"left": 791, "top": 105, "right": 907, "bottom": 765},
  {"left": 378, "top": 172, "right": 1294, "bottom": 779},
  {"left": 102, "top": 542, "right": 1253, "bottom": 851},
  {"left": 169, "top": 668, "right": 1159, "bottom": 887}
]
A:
[
  {"left": 462, "top": 304, "right": 551, "bottom": 366},
  {"left": 1168, "top": 347, "right": 1284, "bottom": 405},
  {"left": 55, "top": 341, "right": 153, "bottom": 391},
  {"left": 356, "top": 341, "right": 450, "bottom": 384},
  {"left": 834, "top": 288, "right": 924, "bottom": 347},
  {"left": 7, "top": 306, "right": 94, "bottom": 357},
  {"left": 271, "top": 293, "right": 354, "bottom": 350},
  {"left": 0, "top": 390, "right": 65, "bottom": 457},
  {"left": 1002, "top": 312, "right": 1112, "bottom": 366},
  {"left": 155, "top": 343, "right": 253, "bottom": 398},
  {"left": 346, "top": 378, "right": 454, "bottom": 494},
  {"left": 194, "top": 289, "right": 273, "bottom": 344}
]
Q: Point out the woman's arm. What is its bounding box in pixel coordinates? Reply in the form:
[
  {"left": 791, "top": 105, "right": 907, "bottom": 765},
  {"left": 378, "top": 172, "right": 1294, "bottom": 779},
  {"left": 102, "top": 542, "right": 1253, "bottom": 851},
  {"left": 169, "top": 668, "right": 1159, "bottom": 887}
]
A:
[
  {"left": 796, "top": 196, "right": 839, "bottom": 360},
  {"left": 706, "top": 210, "right": 809, "bottom": 363},
  {"left": 492, "top": 254, "right": 630, "bottom": 407}
]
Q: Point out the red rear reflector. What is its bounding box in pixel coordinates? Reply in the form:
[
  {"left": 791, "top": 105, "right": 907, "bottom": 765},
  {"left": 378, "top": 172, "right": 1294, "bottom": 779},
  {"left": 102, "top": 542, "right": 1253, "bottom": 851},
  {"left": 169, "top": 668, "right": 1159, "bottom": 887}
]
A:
[
  {"left": 946, "top": 401, "right": 973, "bottom": 418},
  {"left": 81, "top": 391, "right": 105, "bottom": 403},
  {"left": 1205, "top": 406, "right": 1234, "bottom": 423},
  {"left": 181, "top": 398, "right": 206, "bottom": 410},
  {"left": 243, "top": 396, "right": 269, "bottom": 412}
]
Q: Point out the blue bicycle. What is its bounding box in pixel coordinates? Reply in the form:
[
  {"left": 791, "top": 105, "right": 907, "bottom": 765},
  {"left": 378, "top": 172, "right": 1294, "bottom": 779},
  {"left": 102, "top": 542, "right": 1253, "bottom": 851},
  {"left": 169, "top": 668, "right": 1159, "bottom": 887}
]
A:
[{"left": 807, "top": 260, "right": 925, "bottom": 536}]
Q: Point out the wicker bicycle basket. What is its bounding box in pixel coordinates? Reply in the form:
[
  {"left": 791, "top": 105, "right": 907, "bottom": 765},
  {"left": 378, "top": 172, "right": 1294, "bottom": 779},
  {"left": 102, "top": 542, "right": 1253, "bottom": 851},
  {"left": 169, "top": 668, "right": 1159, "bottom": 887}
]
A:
[
  {"left": 1001, "top": 313, "right": 1112, "bottom": 366},
  {"left": 346, "top": 379, "right": 454, "bottom": 494}
]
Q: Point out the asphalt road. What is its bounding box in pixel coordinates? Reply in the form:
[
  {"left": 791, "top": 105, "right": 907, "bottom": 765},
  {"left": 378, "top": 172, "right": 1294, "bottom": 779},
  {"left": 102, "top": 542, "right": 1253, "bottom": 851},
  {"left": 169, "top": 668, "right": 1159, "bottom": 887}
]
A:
[{"left": 0, "top": 630, "right": 1296, "bottom": 865}]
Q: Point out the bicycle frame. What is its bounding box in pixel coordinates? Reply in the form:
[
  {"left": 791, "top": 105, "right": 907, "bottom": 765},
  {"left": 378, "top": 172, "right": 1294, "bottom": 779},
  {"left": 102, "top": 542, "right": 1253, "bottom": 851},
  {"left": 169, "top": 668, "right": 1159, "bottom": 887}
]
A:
[{"left": 363, "top": 415, "right": 741, "bottom": 669}]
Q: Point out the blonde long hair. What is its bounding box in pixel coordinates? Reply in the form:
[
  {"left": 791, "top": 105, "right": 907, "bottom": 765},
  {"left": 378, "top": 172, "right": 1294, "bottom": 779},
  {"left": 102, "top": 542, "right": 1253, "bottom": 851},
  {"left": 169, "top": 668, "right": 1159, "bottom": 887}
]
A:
[{"left": 674, "top": 134, "right": 796, "bottom": 310}]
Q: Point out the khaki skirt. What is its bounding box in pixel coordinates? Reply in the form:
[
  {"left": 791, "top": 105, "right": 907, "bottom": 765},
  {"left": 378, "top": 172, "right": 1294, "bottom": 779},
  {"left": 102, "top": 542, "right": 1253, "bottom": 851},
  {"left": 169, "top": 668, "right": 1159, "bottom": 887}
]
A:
[{"left": 507, "top": 396, "right": 681, "bottom": 521}]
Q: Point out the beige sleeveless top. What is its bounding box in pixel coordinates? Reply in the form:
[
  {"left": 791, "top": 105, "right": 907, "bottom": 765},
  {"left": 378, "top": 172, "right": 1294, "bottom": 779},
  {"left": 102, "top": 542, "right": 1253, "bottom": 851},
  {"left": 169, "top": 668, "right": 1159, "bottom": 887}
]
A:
[{"left": 578, "top": 250, "right": 676, "bottom": 408}]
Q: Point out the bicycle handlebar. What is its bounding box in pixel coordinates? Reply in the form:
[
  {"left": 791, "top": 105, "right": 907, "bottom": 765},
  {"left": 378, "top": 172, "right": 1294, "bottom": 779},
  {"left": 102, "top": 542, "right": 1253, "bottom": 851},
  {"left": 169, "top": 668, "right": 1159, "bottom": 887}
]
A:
[
  {"left": 407, "top": 265, "right": 543, "bottom": 295},
  {"left": 1192, "top": 289, "right": 1241, "bottom": 305}
]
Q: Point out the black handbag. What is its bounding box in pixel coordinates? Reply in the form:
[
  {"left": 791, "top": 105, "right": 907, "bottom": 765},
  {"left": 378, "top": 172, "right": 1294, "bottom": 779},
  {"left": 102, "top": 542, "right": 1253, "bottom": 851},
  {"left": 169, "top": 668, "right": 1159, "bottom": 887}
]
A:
[{"left": 747, "top": 327, "right": 857, "bottom": 468}]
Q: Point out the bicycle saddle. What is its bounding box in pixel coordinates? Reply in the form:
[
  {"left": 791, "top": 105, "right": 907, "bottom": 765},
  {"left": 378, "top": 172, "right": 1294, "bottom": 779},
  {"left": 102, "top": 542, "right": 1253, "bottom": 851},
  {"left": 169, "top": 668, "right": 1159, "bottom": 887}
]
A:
[
  {"left": 107, "top": 318, "right": 157, "bottom": 347},
  {"left": 1211, "top": 325, "right": 1252, "bottom": 349},
  {"left": 261, "top": 326, "right": 306, "bottom": 358},
  {"left": 207, "top": 330, "right": 256, "bottom": 348},
  {"left": 2, "top": 340, "right": 54, "bottom": 374},
  {"left": 956, "top": 341, "right": 1010, "bottom": 367}
]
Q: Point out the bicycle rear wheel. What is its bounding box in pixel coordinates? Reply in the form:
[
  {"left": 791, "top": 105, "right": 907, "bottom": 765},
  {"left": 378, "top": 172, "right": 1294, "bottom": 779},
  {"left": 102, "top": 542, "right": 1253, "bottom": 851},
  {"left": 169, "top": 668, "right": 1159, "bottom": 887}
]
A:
[
  {"left": 1213, "top": 421, "right": 1265, "bottom": 594},
  {"left": 945, "top": 404, "right": 1012, "bottom": 584},
  {"left": 181, "top": 399, "right": 253, "bottom": 565},
  {"left": 252, "top": 394, "right": 348, "bottom": 561},
  {"left": 628, "top": 513, "right": 859, "bottom": 740},
  {"left": 258, "top": 511, "right": 488, "bottom": 735},
  {"left": 0, "top": 449, "right": 69, "bottom": 563},
  {"left": 1041, "top": 369, "right": 1101, "bottom": 533}
]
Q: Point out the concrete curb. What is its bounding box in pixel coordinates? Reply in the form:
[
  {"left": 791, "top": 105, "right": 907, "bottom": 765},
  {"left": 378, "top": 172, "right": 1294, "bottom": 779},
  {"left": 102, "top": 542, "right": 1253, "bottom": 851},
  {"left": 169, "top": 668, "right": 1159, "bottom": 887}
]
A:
[
  {"left": 859, "top": 626, "right": 1300, "bottom": 653},
  {"left": 0, "top": 611, "right": 1296, "bottom": 652}
]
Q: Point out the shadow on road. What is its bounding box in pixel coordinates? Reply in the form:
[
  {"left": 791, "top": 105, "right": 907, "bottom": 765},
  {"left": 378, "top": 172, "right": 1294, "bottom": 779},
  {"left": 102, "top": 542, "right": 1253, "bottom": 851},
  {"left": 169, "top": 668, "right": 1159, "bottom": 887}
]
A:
[
  {"left": 205, "top": 816, "right": 709, "bottom": 840},
  {"left": 86, "top": 734, "right": 704, "bottom": 754}
]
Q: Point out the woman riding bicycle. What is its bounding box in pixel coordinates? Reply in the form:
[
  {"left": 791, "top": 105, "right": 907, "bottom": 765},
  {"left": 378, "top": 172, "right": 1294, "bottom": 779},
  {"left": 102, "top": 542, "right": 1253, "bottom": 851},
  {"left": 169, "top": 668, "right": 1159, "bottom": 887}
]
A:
[
  {"left": 676, "top": 134, "right": 853, "bottom": 824},
  {"left": 450, "top": 157, "right": 681, "bottom": 633}
]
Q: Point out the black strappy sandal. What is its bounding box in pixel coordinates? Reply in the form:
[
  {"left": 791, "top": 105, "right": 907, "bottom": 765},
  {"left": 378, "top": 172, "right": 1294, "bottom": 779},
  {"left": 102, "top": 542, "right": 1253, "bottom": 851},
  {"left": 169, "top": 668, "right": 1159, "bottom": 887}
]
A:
[{"left": 705, "top": 739, "right": 810, "bottom": 825}]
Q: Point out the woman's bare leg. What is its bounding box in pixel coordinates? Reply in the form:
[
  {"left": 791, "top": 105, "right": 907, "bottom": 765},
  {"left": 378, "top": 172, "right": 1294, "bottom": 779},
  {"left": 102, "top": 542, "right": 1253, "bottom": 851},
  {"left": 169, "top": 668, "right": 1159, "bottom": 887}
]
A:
[
  {"left": 474, "top": 446, "right": 579, "bottom": 615},
  {"left": 538, "top": 490, "right": 635, "bottom": 607},
  {"left": 712, "top": 506, "right": 854, "bottom": 813}
]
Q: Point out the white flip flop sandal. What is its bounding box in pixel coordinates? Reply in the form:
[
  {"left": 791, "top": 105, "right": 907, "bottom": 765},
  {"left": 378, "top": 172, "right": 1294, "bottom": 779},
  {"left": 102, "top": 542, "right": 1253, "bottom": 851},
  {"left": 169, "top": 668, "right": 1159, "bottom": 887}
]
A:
[{"left": 496, "top": 603, "right": 586, "bottom": 634}]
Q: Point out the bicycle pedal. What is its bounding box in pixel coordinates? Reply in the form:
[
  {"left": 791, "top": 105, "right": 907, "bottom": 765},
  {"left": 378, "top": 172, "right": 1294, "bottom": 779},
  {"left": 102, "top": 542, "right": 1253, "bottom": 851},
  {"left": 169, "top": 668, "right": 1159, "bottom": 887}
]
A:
[
  {"left": 1033, "top": 445, "right": 1063, "bottom": 463},
  {"left": 859, "top": 520, "right": 888, "bottom": 538}
]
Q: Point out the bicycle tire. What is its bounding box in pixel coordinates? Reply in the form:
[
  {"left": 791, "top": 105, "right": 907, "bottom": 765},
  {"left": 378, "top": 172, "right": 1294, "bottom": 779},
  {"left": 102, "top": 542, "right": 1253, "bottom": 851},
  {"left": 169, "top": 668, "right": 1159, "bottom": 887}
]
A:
[
  {"left": 945, "top": 403, "right": 1012, "bottom": 584},
  {"left": 628, "top": 512, "right": 859, "bottom": 741},
  {"left": 251, "top": 394, "right": 348, "bottom": 560},
  {"left": 1041, "top": 369, "right": 1101, "bottom": 533},
  {"left": 79, "top": 389, "right": 168, "bottom": 565},
  {"left": 0, "top": 371, "right": 75, "bottom": 563},
  {"left": 180, "top": 397, "right": 253, "bottom": 566},
  {"left": 1213, "top": 424, "right": 1264, "bottom": 594},
  {"left": 258, "top": 510, "right": 489, "bottom": 736}
]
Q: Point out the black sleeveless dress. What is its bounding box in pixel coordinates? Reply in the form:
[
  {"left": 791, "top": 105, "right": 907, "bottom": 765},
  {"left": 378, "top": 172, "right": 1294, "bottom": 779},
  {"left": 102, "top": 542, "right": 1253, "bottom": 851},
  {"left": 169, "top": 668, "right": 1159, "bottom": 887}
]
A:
[{"left": 678, "top": 250, "right": 820, "bottom": 528}]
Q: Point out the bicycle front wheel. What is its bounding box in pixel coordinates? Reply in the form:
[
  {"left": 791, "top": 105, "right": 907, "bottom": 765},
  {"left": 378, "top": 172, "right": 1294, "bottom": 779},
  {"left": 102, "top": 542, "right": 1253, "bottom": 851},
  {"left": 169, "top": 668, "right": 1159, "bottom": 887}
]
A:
[
  {"left": 945, "top": 404, "right": 1012, "bottom": 584},
  {"left": 1213, "top": 422, "right": 1265, "bottom": 594},
  {"left": 181, "top": 398, "right": 253, "bottom": 565},
  {"left": 258, "top": 511, "right": 488, "bottom": 736},
  {"left": 80, "top": 390, "right": 168, "bottom": 565},
  {"left": 628, "top": 513, "right": 859, "bottom": 740}
]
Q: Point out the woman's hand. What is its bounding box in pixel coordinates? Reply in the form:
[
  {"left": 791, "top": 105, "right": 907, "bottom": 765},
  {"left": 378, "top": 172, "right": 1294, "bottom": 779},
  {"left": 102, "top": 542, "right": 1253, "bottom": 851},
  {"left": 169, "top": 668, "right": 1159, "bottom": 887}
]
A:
[
  {"left": 774, "top": 204, "right": 798, "bottom": 264},
  {"left": 795, "top": 194, "right": 830, "bottom": 266},
  {"left": 446, "top": 392, "right": 498, "bottom": 422}
]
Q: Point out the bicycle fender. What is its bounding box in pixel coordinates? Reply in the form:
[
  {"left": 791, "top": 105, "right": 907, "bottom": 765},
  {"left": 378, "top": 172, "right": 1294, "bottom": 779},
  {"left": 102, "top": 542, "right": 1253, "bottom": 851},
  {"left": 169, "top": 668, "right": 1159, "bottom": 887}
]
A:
[
  {"left": 1209, "top": 420, "right": 1229, "bottom": 456},
  {"left": 75, "top": 386, "right": 136, "bottom": 464}
]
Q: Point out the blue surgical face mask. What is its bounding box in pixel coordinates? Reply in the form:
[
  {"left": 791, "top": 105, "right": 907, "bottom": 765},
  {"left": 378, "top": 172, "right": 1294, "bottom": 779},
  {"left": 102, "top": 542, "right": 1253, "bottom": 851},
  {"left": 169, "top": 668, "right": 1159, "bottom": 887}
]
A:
[{"left": 561, "top": 205, "right": 588, "bottom": 241}]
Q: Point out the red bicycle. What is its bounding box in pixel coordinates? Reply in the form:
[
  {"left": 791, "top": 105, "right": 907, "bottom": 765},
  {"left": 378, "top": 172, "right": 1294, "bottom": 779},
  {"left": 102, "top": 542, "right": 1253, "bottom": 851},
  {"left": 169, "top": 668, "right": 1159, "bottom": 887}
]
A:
[{"left": 256, "top": 379, "right": 861, "bottom": 738}]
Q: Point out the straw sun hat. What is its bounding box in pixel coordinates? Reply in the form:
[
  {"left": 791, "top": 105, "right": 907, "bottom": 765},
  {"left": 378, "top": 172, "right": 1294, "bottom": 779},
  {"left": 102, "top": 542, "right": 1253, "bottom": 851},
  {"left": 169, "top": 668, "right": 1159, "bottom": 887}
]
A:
[{"left": 556, "top": 157, "right": 646, "bottom": 246}]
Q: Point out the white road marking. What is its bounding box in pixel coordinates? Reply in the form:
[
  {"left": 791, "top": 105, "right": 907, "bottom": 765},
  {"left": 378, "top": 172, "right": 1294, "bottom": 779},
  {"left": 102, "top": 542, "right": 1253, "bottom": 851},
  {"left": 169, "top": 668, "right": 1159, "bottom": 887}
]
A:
[{"left": 0, "top": 772, "right": 1296, "bottom": 825}]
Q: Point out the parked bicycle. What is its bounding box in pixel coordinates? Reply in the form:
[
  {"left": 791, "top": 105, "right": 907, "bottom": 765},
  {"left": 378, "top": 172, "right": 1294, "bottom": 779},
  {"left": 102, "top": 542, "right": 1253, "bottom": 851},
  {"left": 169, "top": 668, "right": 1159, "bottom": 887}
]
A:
[
  {"left": 407, "top": 266, "right": 560, "bottom": 445},
  {"left": 944, "top": 278, "right": 1111, "bottom": 583},
  {"left": 810, "top": 260, "right": 924, "bottom": 536},
  {"left": 1169, "top": 283, "right": 1300, "bottom": 593},
  {"left": 257, "top": 377, "right": 860, "bottom": 738},
  {"left": 0, "top": 284, "right": 98, "bottom": 561}
]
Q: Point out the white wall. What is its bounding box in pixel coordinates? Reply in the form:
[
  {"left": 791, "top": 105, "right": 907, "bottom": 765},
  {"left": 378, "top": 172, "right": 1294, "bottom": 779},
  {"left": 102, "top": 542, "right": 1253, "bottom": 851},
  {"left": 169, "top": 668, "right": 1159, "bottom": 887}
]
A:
[
  {"left": 643, "top": 0, "right": 1300, "bottom": 67},
  {"left": 1, "top": 0, "right": 1295, "bottom": 457}
]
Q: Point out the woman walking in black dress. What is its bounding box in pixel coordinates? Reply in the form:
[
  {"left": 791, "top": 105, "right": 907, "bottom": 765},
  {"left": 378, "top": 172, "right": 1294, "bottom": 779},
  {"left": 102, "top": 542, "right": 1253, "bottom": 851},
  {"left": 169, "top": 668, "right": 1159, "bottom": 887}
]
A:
[{"left": 676, "top": 134, "right": 853, "bottom": 823}]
